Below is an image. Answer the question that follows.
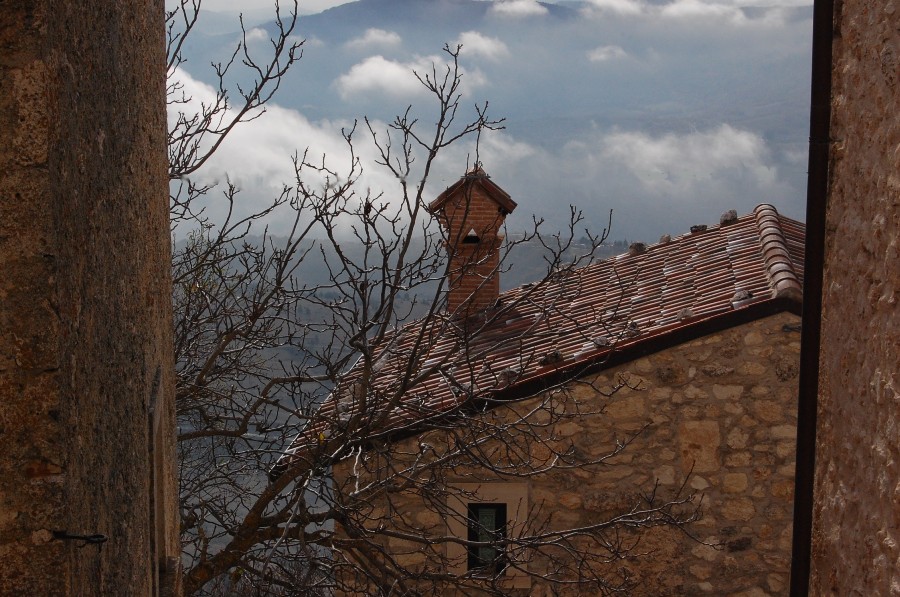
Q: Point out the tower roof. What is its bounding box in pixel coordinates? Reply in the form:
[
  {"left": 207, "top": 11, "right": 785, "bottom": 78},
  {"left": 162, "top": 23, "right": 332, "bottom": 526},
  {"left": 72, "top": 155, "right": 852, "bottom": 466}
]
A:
[{"left": 428, "top": 166, "right": 517, "bottom": 216}]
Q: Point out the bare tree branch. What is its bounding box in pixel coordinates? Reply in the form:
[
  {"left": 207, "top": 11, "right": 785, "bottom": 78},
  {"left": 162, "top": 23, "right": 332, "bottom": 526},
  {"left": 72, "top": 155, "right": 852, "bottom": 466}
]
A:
[{"left": 168, "top": 17, "right": 699, "bottom": 596}]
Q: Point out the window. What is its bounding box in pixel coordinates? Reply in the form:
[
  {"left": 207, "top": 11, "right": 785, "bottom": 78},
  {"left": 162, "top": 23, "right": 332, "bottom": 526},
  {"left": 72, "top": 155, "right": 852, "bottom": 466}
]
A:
[
  {"left": 448, "top": 482, "right": 529, "bottom": 588},
  {"left": 467, "top": 503, "right": 507, "bottom": 574}
]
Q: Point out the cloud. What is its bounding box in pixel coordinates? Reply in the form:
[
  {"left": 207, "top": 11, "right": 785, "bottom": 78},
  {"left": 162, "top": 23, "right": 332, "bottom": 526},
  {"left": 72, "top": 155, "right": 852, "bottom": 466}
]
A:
[
  {"left": 456, "top": 31, "right": 510, "bottom": 62},
  {"left": 489, "top": 0, "right": 549, "bottom": 18},
  {"left": 582, "top": 0, "right": 643, "bottom": 16},
  {"left": 659, "top": 0, "right": 747, "bottom": 24},
  {"left": 335, "top": 54, "right": 486, "bottom": 100},
  {"left": 169, "top": 67, "right": 399, "bottom": 236},
  {"left": 587, "top": 45, "right": 628, "bottom": 62},
  {"left": 334, "top": 55, "right": 437, "bottom": 100},
  {"left": 425, "top": 122, "right": 792, "bottom": 242},
  {"left": 597, "top": 125, "right": 777, "bottom": 194},
  {"left": 703, "top": 0, "right": 812, "bottom": 5},
  {"left": 243, "top": 27, "right": 269, "bottom": 43},
  {"left": 183, "top": 0, "right": 349, "bottom": 13},
  {"left": 169, "top": 68, "right": 801, "bottom": 244},
  {"left": 581, "top": 0, "right": 810, "bottom": 25},
  {"left": 345, "top": 28, "right": 402, "bottom": 50},
  {"left": 172, "top": 0, "right": 812, "bottom": 246},
  {"left": 169, "top": 66, "right": 503, "bottom": 239}
]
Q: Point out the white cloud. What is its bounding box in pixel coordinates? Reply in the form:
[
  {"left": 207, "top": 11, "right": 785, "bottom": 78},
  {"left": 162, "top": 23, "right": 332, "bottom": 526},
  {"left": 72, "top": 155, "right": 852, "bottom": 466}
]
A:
[
  {"left": 659, "top": 0, "right": 747, "bottom": 24},
  {"left": 243, "top": 27, "right": 269, "bottom": 43},
  {"left": 489, "top": 0, "right": 549, "bottom": 18},
  {"left": 168, "top": 67, "right": 403, "bottom": 236},
  {"left": 705, "top": 0, "right": 811, "bottom": 5},
  {"left": 581, "top": 0, "right": 810, "bottom": 25},
  {"left": 582, "top": 0, "right": 643, "bottom": 16},
  {"left": 456, "top": 31, "right": 510, "bottom": 62},
  {"left": 587, "top": 45, "right": 628, "bottom": 62},
  {"left": 335, "top": 55, "right": 436, "bottom": 100},
  {"left": 168, "top": 68, "right": 800, "bottom": 243},
  {"left": 598, "top": 125, "right": 777, "bottom": 194},
  {"left": 345, "top": 28, "right": 402, "bottom": 50},
  {"left": 168, "top": 66, "right": 505, "bottom": 239},
  {"left": 335, "top": 54, "right": 486, "bottom": 100}
]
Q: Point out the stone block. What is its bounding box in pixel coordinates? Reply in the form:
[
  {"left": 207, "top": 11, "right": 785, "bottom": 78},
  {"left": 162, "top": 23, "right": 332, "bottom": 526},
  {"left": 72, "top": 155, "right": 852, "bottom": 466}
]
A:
[
  {"left": 604, "top": 396, "right": 646, "bottom": 419},
  {"left": 725, "top": 451, "right": 752, "bottom": 467},
  {"left": 654, "top": 465, "right": 676, "bottom": 485},
  {"left": 770, "top": 425, "right": 796, "bottom": 440},
  {"left": 558, "top": 492, "right": 582, "bottom": 509},
  {"left": 743, "top": 331, "right": 764, "bottom": 346},
  {"left": 701, "top": 363, "right": 734, "bottom": 377},
  {"left": 738, "top": 361, "right": 767, "bottom": 375},
  {"left": 722, "top": 498, "right": 756, "bottom": 521},
  {"left": 727, "top": 427, "right": 751, "bottom": 450},
  {"left": 713, "top": 384, "right": 744, "bottom": 400},
  {"left": 684, "top": 384, "right": 709, "bottom": 400},
  {"left": 752, "top": 400, "right": 783, "bottom": 423},
  {"left": 679, "top": 421, "right": 721, "bottom": 473},
  {"left": 690, "top": 476, "right": 710, "bottom": 490},
  {"left": 723, "top": 473, "right": 748, "bottom": 493}
]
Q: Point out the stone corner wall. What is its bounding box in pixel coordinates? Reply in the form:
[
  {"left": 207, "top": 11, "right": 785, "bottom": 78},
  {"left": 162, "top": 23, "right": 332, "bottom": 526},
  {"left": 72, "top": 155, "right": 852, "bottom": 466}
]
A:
[
  {"left": 812, "top": 0, "right": 900, "bottom": 592},
  {"left": 526, "top": 312, "right": 800, "bottom": 596},
  {"left": 0, "top": 1, "right": 178, "bottom": 595}
]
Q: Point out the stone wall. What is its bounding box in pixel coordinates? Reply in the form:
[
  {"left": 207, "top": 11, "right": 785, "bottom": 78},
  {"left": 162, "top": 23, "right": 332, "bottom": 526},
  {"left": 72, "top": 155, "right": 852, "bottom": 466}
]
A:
[
  {"left": 811, "top": 0, "right": 900, "bottom": 592},
  {"left": 335, "top": 312, "right": 800, "bottom": 595},
  {"left": 0, "top": 1, "right": 178, "bottom": 595}
]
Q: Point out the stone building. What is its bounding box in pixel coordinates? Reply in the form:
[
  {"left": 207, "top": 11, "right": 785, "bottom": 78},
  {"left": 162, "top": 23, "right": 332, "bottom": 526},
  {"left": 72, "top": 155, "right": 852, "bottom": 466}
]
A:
[
  {"left": 801, "top": 0, "right": 900, "bottom": 592},
  {"left": 0, "top": 2, "right": 179, "bottom": 595},
  {"left": 286, "top": 171, "right": 805, "bottom": 595}
]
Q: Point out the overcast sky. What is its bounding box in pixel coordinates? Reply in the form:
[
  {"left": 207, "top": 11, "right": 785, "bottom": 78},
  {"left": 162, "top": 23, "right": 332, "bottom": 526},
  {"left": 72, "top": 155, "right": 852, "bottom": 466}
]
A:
[{"left": 170, "top": 0, "right": 815, "bottom": 242}]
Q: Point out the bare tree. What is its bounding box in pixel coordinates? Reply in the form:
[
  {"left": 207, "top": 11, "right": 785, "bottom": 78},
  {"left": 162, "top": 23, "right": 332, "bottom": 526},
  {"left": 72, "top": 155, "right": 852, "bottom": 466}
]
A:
[{"left": 167, "top": 3, "right": 699, "bottom": 595}]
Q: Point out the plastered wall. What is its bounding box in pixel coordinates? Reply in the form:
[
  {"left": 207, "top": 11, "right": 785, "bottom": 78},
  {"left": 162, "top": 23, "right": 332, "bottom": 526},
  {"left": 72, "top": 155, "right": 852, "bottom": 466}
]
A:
[
  {"left": 811, "top": 0, "right": 900, "bottom": 592},
  {"left": 0, "top": 1, "right": 178, "bottom": 594}
]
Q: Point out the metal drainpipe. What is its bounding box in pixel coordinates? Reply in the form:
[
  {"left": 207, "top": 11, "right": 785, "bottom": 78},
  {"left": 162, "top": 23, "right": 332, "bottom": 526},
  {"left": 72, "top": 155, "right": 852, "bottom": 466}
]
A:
[{"left": 790, "top": 0, "right": 834, "bottom": 594}]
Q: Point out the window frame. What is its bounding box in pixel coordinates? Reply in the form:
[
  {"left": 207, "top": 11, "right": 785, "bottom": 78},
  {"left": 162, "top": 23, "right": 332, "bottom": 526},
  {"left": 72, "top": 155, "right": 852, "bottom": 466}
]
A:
[{"left": 466, "top": 502, "right": 508, "bottom": 574}]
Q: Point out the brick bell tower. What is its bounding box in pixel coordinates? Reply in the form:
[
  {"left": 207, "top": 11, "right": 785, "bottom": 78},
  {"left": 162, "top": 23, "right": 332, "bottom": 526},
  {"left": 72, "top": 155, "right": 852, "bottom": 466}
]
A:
[{"left": 428, "top": 166, "right": 517, "bottom": 315}]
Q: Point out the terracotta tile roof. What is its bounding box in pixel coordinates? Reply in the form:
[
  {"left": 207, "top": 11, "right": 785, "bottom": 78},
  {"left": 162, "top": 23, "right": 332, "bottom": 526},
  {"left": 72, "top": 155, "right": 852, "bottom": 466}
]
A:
[{"left": 274, "top": 204, "right": 804, "bottom": 472}]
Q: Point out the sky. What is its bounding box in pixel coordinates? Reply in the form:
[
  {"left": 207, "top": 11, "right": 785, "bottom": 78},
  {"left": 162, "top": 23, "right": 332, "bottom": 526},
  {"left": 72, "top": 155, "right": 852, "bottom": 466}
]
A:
[
  {"left": 169, "top": 0, "right": 815, "bottom": 243},
  {"left": 191, "top": 0, "right": 348, "bottom": 12}
]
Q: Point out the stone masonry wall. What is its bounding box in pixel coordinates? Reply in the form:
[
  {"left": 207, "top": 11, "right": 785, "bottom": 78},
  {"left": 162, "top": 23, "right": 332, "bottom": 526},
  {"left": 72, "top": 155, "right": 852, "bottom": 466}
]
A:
[
  {"left": 811, "top": 0, "right": 900, "bottom": 592},
  {"left": 0, "top": 1, "right": 178, "bottom": 595},
  {"left": 335, "top": 311, "right": 800, "bottom": 595}
]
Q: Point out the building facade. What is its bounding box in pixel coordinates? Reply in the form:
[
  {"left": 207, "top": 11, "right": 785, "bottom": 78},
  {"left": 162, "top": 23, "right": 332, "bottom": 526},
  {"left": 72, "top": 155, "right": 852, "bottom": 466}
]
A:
[
  {"left": 305, "top": 174, "right": 806, "bottom": 595},
  {"left": 334, "top": 312, "right": 801, "bottom": 595}
]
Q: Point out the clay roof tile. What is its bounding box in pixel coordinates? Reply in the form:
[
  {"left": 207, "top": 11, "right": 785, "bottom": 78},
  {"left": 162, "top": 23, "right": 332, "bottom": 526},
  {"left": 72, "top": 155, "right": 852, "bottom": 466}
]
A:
[{"left": 272, "top": 205, "right": 805, "bottom": 477}]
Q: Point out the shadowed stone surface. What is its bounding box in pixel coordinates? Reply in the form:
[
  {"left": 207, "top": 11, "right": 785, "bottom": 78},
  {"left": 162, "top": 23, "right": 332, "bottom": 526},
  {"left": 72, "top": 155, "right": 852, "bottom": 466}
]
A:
[
  {"left": 0, "top": 1, "right": 177, "bottom": 594},
  {"left": 811, "top": 1, "right": 900, "bottom": 593}
]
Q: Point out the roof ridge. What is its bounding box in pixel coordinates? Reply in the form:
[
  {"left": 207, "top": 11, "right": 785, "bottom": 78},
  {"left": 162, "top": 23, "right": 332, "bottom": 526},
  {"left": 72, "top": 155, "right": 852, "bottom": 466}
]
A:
[{"left": 753, "top": 204, "right": 803, "bottom": 303}]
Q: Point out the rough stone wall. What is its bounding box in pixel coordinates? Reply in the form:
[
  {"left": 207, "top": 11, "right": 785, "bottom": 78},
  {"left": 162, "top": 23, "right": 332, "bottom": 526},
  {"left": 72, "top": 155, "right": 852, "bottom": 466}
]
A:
[
  {"left": 335, "top": 312, "right": 800, "bottom": 595},
  {"left": 811, "top": 0, "right": 900, "bottom": 593},
  {"left": 0, "top": 1, "right": 178, "bottom": 595}
]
